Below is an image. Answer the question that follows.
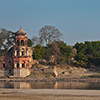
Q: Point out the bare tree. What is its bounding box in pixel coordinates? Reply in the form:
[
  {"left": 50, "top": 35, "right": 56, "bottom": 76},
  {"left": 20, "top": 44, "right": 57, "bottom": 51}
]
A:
[
  {"left": 0, "top": 28, "right": 15, "bottom": 51},
  {"left": 31, "top": 36, "right": 40, "bottom": 46},
  {"left": 39, "top": 26, "right": 63, "bottom": 45}
]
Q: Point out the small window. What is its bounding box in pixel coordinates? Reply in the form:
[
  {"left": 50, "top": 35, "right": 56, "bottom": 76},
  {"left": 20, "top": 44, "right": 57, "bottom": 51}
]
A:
[
  {"left": 22, "top": 61, "right": 25, "bottom": 68},
  {"left": 22, "top": 51, "right": 24, "bottom": 56},
  {"left": 17, "top": 63, "right": 19, "bottom": 68},
  {"left": 3, "top": 64, "right": 5, "bottom": 68},
  {"left": 17, "top": 40, "right": 20, "bottom": 46},
  {"left": 17, "top": 51, "right": 19, "bottom": 56},
  {"left": 22, "top": 63, "right": 24, "bottom": 67}
]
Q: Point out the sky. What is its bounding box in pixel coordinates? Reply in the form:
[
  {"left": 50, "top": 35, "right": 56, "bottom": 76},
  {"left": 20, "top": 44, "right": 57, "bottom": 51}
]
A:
[{"left": 0, "top": 0, "right": 100, "bottom": 45}]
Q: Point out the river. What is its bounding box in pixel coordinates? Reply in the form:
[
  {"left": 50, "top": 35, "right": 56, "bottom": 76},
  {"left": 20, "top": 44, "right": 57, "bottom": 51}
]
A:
[{"left": 0, "top": 82, "right": 100, "bottom": 90}]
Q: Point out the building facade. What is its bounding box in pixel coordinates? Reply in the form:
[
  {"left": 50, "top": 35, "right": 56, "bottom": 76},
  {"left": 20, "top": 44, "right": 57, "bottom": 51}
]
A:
[{"left": 0, "top": 28, "right": 34, "bottom": 77}]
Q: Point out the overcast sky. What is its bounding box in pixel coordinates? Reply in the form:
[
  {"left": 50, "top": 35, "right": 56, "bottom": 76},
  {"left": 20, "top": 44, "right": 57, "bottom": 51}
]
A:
[{"left": 0, "top": 0, "right": 100, "bottom": 45}]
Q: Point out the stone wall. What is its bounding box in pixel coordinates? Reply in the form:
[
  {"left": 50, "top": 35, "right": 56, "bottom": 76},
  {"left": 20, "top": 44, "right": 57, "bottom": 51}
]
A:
[
  {"left": 42, "top": 66, "right": 58, "bottom": 77},
  {"left": 0, "top": 70, "right": 5, "bottom": 77},
  {"left": 0, "top": 70, "right": 9, "bottom": 77},
  {"left": 14, "top": 68, "right": 31, "bottom": 77}
]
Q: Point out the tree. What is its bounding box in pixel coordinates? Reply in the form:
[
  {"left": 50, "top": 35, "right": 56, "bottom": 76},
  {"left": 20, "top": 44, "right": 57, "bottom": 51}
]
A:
[
  {"left": 74, "top": 52, "right": 88, "bottom": 67},
  {"left": 33, "top": 44, "right": 45, "bottom": 60},
  {"left": 74, "top": 42, "right": 87, "bottom": 54},
  {"left": 27, "top": 38, "right": 33, "bottom": 47},
  {"left": 31, "top": 36, "right": 40, "bottom": 46},
  {"left": 43, "top": 41, "right": 73, "bottom": 65},
  {"left": 0, "top": 28, "right": 15, "bottom": 52},
  {"left": 46, "top": 41, "right": 61, "bottom": 64},
  {"left": 0, "top": 29, "right": 6, "bottom": 51},
  {"left": 74, "top": 41, "right": 100, "bottom": 67},
  {"left": 39, "top": 26, "right": 63, "bottom": 45}
]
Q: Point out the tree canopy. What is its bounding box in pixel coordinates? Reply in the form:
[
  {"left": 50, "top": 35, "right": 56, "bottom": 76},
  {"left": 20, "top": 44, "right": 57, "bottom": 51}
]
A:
[
  {"left": 39, "top": 26, "right": 63, "bottom": 45},
  {"left": 31, "top": 25, "right": 63, "bottom": 46},
  {"left": 74, "top": 41, "right": 100, "bottom": 67},
  {"left": 33, "top": 41, "right": 74, "bottom": 65},
  {"left": 0, "top": 28, "right": 15, "bottom": 52},
  {"left": 33, "top": 44, "right": 45, "bottom": 60},
  {"left": 27, "top": 38, "right": 33, "bottom": 47}
]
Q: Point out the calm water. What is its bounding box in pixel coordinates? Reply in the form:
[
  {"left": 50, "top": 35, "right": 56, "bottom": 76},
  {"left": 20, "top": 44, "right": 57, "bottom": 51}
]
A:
[{"left": 0, "top": 82, "right": 100, "bottom": 90}]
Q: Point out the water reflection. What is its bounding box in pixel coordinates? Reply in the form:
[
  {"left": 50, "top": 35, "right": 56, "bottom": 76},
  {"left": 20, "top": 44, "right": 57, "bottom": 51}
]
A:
[{"left": 0, "top": 82, "right": 100, "bottom": 90}]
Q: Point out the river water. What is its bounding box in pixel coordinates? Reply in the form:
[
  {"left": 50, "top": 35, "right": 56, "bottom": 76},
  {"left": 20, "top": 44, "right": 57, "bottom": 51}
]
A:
[{"left": 0, "top": 82, "right": 100, "bottom": 90}]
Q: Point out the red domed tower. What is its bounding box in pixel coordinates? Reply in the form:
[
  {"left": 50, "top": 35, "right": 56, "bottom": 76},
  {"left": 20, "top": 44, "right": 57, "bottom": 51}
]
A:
[
  {"left": 15, "top": 27, "right": 27, "bottom": 47},
  {"left": 12, "top": 27, "right": 33, "bottom": 77}
]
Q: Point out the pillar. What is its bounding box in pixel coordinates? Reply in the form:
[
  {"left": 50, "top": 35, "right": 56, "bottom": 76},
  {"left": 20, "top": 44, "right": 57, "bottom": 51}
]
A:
[
  {"left": 25, "top": 63, "right": 26, "bottom": 68},
  {"left": 14, "top": 63, "right": 16, "bottom": 68},
  {"left": 15, "top": 51, "right": 17, "bottom": 56},
  {"left": 19, "top": 60, "right": 21, "bottom": 68}
]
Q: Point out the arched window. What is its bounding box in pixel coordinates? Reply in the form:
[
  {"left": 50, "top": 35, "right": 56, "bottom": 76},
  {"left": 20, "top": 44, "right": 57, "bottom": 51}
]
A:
[
  {"left": 17, "top": 51, "right": 19, "bottom": 56},
  {"left": 3, "top": 63, "right": 5, "bottom": 68},
  {"left": 17, "top": 40, "right": 20, "bottom": 46},
  {"left": 21, "top": 51, "right": 24, "bottom": 56},
  {"left": 21, "top": 40, "right": 24, "bottom": 46},
  {"left": 22, "top": 61, "right": 25, "bottom": 68},
  {"left": 16, "top": 62, "right": 19, "bottom": 68}
]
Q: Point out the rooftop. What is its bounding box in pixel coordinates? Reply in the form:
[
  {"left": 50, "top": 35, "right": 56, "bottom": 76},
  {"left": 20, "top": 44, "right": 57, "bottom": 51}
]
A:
[{"left": 15, "top": 27, "right": 26, "bottom": 36}]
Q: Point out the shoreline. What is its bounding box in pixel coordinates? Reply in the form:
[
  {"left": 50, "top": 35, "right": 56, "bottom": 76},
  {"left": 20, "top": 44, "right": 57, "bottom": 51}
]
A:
[{"left": 0, "top": 77, "right": 100, "bottom": 82}]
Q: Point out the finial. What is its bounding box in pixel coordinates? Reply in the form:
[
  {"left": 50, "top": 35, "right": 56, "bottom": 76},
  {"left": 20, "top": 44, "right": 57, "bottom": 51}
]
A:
[{"left": 20, "top": 27, "right": 22, "bottom": 29}]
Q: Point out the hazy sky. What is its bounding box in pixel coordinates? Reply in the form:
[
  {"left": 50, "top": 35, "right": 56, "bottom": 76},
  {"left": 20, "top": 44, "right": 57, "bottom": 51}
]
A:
[{"left": 0, "top": 0, "right": 100, "bottom": 45}]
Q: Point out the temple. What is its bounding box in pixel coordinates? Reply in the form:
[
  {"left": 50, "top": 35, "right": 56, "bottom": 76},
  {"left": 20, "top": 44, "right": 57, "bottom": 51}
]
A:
[{"left": 0, "top": 28, "right": 34, "bottom": 77}]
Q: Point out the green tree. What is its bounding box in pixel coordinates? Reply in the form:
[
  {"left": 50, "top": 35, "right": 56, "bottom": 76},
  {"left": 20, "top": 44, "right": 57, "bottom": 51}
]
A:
[
  {"left": 74, "top": 42, "right": 87, "bottom": 54},
  {"left": 33, "top": 44, "right": 45, "bottom": 60},
  {"left": 74, "top": 52, "right": 88, "bottom": 67},
  {"left": 74, "top": 41, "right": 100, "bottom": 67},
  {"left": 43, "top": 41, "right": 73, "bottom": 65},
  {"left": 45, "top": 41, "right": 62, "bottom": 64},
  {"left": 27, "top": 38, "right": 33, "bottom": 47}
]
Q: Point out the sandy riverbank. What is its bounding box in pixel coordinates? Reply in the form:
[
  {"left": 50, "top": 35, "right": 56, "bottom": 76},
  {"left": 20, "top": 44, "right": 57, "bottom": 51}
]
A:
[{"left": 0, "top": 89, "right": 100, "bottom": 100}]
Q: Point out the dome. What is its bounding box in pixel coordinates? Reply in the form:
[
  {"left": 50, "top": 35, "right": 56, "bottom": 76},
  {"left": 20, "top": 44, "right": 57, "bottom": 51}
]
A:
[{"left": 15, "top": 27, "right": 26, "bottom": 36}]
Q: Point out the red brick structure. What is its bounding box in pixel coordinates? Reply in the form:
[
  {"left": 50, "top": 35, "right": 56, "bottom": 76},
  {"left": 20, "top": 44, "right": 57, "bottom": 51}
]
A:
[
  {"left": 0, "top": 28, "right": 34, "bottom": 77},
  {"left": 14, "top": 27, "right": 31, "bottom": 69}
]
